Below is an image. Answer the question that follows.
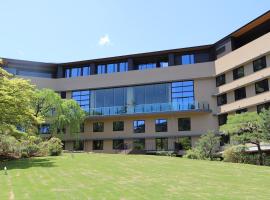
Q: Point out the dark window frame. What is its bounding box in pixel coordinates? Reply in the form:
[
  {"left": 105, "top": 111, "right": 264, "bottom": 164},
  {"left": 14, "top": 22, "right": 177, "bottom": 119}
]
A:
[
  {"left": 93, "top": 140, "right": 103, "bottom": 150},
  {"left": 255, "top": 79, "right": 269, "bottom": 94},
  {"left": 253, "top": 56, "right": 267, "bottom": 72},
  {"left": 155, "top": 119, "right": 168, "bottom": 132},
  {"left": 93, "top": 122, "right": 104, "bottom": 132},
  {"left": 216, "top": 74, "right": 226, "bottom": 87},
  {"left": 234, "top": 87, "right": 246, "bottom": 101},
  {"left": 113, "top": 121, "right": 124, "bottom": 131},
  {"left": 217, "top": 93, "right": 227, "bottom": 106},
  {"left": 218, "top": 113, "right": 228, "bottom": 126},
  {"left": 113, "top": 139, "right": 125, "bottom": 150},
  {"left": 233, "top": 66, "right": 244, "bottom": 80},
  {"left": 133, "top": 120, "right": 145, "bottom": 133},
  {"left": 178, "top": 118, "right": 191, "bottom": 131}
]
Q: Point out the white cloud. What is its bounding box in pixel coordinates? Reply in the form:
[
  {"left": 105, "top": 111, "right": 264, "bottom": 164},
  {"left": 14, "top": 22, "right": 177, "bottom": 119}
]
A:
[{"left": 98, "top": 34, "right": 111, "bottom": 46}]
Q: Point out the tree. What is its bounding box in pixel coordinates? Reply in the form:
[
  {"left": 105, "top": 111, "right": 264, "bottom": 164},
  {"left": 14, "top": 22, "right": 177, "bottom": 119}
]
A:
[
  {"left": 33, "top": 89, "right": 86, "bottom": 135},
  {"left": 220, "top": 111, "right": 270, "bottom": 165},
  {"left": 0, "top": 67, "right": 40, "bottom": 137},
  {"left": 184, "top": 131, "right": 220, "bottom": 160},
  {"left": 195, "top": 131, "right": 220, "bottom": 160}
]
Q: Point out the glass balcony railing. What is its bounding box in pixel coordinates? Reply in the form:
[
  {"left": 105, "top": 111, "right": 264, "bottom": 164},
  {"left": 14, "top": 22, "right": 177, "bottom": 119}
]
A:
[{"left": 88, "top": 101, "right": 210, "bottom": 116}]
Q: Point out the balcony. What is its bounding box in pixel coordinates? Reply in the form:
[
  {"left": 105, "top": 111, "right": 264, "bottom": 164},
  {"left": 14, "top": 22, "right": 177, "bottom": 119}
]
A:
[{"left": 88, "top": 101, "right": 210, "bottom": 117}]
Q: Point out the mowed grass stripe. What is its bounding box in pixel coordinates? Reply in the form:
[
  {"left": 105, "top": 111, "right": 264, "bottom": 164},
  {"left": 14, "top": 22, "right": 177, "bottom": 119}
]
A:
[{"left": 1, "top": 153, "right": 270, "bottom": 200}]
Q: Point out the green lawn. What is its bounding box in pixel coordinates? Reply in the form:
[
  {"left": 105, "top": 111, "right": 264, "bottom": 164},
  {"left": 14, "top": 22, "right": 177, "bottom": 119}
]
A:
[{"left": 1, "top": 153, "right": 270, "bottom": 200}]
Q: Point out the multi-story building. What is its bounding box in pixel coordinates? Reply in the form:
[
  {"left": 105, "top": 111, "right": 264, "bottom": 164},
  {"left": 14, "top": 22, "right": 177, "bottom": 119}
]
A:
[{"left": 1, "top": 11, "right": 270, "bottom": 153}]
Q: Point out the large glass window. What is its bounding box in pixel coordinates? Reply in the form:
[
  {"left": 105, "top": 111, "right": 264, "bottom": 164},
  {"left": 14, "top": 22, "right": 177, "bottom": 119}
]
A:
[
  {"left": 133, "top": 139, "right": 145, "bottom": 150},
  {"left": 138, "top": 63, "right": 157, "bottom": 70},
  {"left": 181, "top": 54, "right": 195, "bottom": 65},
  {"left": 71, "top": 90, "right": 90, "bottom": 113},
  {"left": 217, "top": 93, "right": 227, "bottom": 106},
  {"left": 253, "top": 56, "right": 266, "bottom": 72},
  {"left": 113, "top": 121, "right": 124, "bottom": 131},
  {"left": 93, "top": 122, "right": 104, "bottom": 132},
  {"left": 113, "top": 139, "right": 124, "bottom": 150},
  {"left": 216, "top": 74, "right": 226, "bottom": 87},
  {"left": 171, "top": 81, "right": 194, "bottom": 104},
  {"left": 255, "top": 79, "right": 269, "bottom": 94},
  {"left": 97, "top": 65, "right": 106, "bottom": 74},
  {"left": 234, "top": 87, "right": 246, "bottom": 101},
  {"left": 233, "top": 66, "right": 244, "bottom": 80},
  {"left": 93, "top": 140, "right": 103, "bottom": 150},
  {"left": 156, "top": 138, "right": 168, "bottom": 151},
  {"left": 107, "top": 63, "right": 118, "bottom": 73},
  {"left": 155, "top": 119, "right": 167, "bottom": 132},
  {"left": 133, "top": 120, "right": 145, "bottom": 133},
  {"left": 178, "top": 118, "right": 191, "bottom": 131},
  {"left": 119, "top": 62, "right": 128, "bottom": 72},
  {"left": 64, "top": 66, "right": 90, "bottom": 78}
]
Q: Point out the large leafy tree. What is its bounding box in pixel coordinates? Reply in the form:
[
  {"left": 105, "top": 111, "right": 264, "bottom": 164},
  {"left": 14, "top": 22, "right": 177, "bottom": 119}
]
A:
[
  {"left": 0, "top": 67, "right": 40, "bottom": 137},
  {"left": 220, "top": 111, "right": 270, "bottom": 165},
  {"left": 33, "top": 89, "right": 86, "bottom": 135}
]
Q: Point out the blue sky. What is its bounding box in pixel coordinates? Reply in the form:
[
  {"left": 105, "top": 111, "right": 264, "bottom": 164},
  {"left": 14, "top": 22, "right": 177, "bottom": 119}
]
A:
[{"left": 0, "top": 0, "right": 269, "bottom": 63}]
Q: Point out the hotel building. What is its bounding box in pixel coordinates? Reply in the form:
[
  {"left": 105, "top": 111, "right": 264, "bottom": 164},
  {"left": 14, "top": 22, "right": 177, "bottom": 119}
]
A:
[{"left": 1, "top": 11, "right": 270, "bottom": 153}]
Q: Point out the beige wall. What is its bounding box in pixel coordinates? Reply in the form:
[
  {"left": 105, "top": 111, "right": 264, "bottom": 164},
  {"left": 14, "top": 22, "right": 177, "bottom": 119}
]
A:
[{"left": 22, "top": 61, "right": 215, "bottom": 92}]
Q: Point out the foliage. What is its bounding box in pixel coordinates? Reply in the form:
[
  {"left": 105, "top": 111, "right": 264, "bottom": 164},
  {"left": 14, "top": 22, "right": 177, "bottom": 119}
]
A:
[
  {"left": 184, "top": 149, "right": 201, "bottom": 159},
  {"left": 0, "top": 134, "right": 21, "bottom": 159},
  {"left": 33, "top": 89, "right": 86, "bottom": 135},
  {"left": 0, "top": 68, "right": 40, "bottom": 137},
  {"left": 47, "top": 137, "right": 63, "bottom": 156},
  {"left": 223, "top": 145, "right": 270, "bottom": 166},
  {"left": 220, "top": 111, "right": 270, "bottom": 165}
]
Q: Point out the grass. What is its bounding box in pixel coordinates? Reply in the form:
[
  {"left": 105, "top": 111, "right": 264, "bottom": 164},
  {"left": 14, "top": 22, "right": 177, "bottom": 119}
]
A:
[{"left": 1, "top": 153, "right": 270, "bottom": 200}]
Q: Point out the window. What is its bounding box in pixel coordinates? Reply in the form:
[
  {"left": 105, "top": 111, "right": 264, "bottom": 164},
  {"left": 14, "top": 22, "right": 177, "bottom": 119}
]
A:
[
  {"left": 160, "top": 62, "right": 169, "bottom": 68},
  {"left": 119, "top": 62, "right": 128, "bottom": 72},
  {"left": 216, "top": 46, "right": 226, "bottom": 55},
  {"left": 155, "top": 119, "right": 167, "bottom": 132},
  {"left": 253, "top": 56, "right": 266, "bottom": 72},
  {"left": 236, "top": 108, "right": 248, "bottom": 114},
  {"left": 60, "top": 91, "right": 66, "bottom": 99},
  {"left": 218, "top": 113, "right": 228, "bottom": 126},
  {"left": 72, "top": 90, "right": 90, "bottom": 113},
  {"left": 220, "top": 134, "right": 230, "bottom": 146},
  {"left": 181, "top": 54, "right": 195, "bottom": 65},
  {"left": 64, "top": 66, "right": 90, "bottom": 78},
  {"left": 74, "top": 141, "right": 84, "bottom": 151},
  {"left": 171, "top": 81, "right": 194, "bottom": 106},
  {"left": 156, "top": 138, "right": 168, "bottom": 151},
  {"left": 133, "top": 139, "right": 145, "bottom": 150},
  {"left": 97, "top": 65, "right": 106, "bottom": 74},
  {"left": 257, "top": 102, "right": 270, "bottom": 113},
  {"left": 113, "top": 121, "right": 124, "bottom": 131},
  {"left": 107, "top": 63, "right": 118, "bottom": 73},
  {"left": 133, "top": 120, "right": 145, "bottom": 133},
  {"left": 40, "top": 124, "right": 50, "bottom": 134},
  {"left": 138, "top": 63, "right": 156, "bottom": 70},
  {"left": 113, "top": 139, "right": 124, "bottom": 150},
  {"left": 178, "top": 118, "right": 191, "bottom": 131},
  {"left": 93, "top": 122, "right": 104, "bottom": 132},
  {"left": 233, "top": 66, "right": 244, "bottom": 80},
  {"left": 216, "top": 74, "right": 226, "bottom": 87},
  {"left": 217, "top": 93, "right": 227, "bottom": 106},
  {"left": 255, "top": 79, "right": 269, "bottom": 94},
  {"left": 234, "top": 87, "right": 246, "bottom": 101},
  {"left": 175, "top": 137, "right": 191, "bottom": 150},
  {"left": 93, "top": 140, "right": 103, "bottom": 150}
]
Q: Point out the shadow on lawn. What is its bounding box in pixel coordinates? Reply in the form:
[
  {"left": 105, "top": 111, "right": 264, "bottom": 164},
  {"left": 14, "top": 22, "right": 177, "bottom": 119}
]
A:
[{"left": 0, "top": 157, "right": 57, "bottom": 170}]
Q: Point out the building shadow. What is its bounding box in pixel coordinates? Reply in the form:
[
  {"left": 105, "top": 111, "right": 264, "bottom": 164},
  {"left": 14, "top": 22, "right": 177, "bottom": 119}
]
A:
[{"left": 0, "top": 157, "right": 57, "bottom": 170}]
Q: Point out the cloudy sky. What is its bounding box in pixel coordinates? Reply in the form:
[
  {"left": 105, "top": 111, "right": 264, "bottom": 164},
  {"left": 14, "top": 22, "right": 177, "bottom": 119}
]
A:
[{"left": 0, "top": 0, "right": 269, "bottom": 63}]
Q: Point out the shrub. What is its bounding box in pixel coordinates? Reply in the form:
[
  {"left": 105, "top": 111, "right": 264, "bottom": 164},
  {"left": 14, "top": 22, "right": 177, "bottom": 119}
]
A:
[
  {"left": 184, "top": 149, "right": 201, "bottom": 159},
  {"left": 0, "top": 135, "right": 21, "bottom": 159},
  {"left": 20, "top": 136, "right": 42, "bottom": 157},
  {"left": 47, "top": 137, "right": 63, "bottom": 156},
  {"left": 223, "top": 145, "right": 270, "bottom": 166}
]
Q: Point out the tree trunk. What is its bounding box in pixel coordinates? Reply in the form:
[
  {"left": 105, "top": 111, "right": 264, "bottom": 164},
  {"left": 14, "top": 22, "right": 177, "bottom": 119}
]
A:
[{"left": 257, "top": 144, "right": 264, "bottom": 166}]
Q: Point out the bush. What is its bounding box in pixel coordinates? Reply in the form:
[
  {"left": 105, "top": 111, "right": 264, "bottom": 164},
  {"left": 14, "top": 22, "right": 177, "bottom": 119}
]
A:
[
  {"left": 184, "top": 149, "right": 201, "bottom": 159},
  {"left": 20, "top": 136, "right": 42, "bottom": 157},
  {"left": 0, "top": 135, "right": 21, "bottom": 159},
  {"left": 155, "top": 151, "right": 176, "bottom": 157},
  {"left": 223, "top": 145, "right": 270, "bottom": 166},
  {"left": 47, "top": 137, "right": 63, "bottom": 156}
]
